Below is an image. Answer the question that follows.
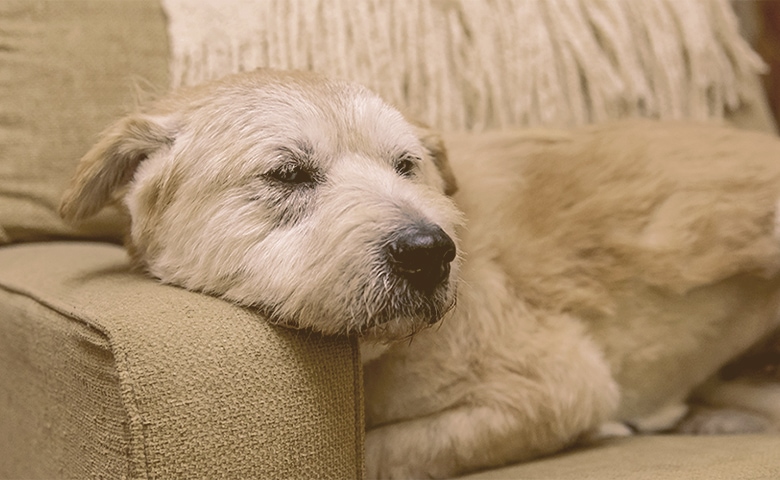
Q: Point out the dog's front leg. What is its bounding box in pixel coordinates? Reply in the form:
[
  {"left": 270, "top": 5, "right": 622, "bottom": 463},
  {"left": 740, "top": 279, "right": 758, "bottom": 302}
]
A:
[
  {"left": 363, "top": 307, "right": 620, "bottom": 478},
  {"left": 366, "top": 404, "right": 539, "bottom": 479},
  {"left": 365, "top": 394, "right": 612, "bottom": 479}
]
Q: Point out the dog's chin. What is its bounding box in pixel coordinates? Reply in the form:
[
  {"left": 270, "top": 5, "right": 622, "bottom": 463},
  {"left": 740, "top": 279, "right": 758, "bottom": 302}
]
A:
[
  {"left": 348, "top": 279, "right": 457, "bottom": 342},
  {"left": 355, "top": 283, "right": 458, "bottom": 340},
  {"left": 357, "top": 314, "right": 443, "bottom": 342},
  {"left": 253, "top": 282, "right": 457, "bottom": 340}
]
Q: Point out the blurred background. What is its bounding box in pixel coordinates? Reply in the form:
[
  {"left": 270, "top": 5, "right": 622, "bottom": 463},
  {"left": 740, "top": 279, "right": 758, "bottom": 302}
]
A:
[{"left": 736, "top": 0, "right": 780, "bottom": 126}]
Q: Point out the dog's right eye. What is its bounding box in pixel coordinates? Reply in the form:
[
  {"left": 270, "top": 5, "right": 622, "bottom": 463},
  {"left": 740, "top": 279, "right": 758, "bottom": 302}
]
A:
[
  {"left": 266, "top": 164, "right": 315, "bottom": 185},
  {"left": 394, "top": 154, "right": 419, "bottom": 178}
]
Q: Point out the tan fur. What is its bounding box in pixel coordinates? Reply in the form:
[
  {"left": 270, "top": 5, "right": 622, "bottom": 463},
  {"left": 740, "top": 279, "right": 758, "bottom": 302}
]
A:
[
  {"left": 61, "top": 71, "right": 780, "bottom": 478},
  {"left": 364, "top": 124, "right": 780, "bottom": 477}
]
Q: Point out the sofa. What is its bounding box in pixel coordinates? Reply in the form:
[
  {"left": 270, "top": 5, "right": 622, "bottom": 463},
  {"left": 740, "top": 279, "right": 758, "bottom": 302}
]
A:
[{"left": 1, "top": 1, "right": 780, "bottom": 478}]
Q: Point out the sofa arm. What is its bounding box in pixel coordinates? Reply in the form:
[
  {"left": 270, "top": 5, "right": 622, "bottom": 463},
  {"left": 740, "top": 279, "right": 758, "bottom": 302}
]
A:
[{"left": 0, "top": 242, "right": 364, "bottom": 479}]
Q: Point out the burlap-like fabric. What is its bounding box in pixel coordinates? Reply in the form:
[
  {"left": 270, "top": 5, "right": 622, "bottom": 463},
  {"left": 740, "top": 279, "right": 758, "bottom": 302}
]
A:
[
  {"left": 0, "top": 0, "right": 169, "bottom": 243},
  {"left": 461, "top": 434, "right": 780, "bottom": 479},
  {"left": 0, "top": 284, "right": 130, "bottom": 478},
  {"left": 0, "top": 242, "right": 364, "bottom": 479}
]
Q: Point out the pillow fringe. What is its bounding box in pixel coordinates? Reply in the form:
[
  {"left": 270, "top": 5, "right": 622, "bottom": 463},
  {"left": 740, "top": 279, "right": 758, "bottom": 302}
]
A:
[{"left": 162, "top": 0, "right": 767, "bottom": 131}]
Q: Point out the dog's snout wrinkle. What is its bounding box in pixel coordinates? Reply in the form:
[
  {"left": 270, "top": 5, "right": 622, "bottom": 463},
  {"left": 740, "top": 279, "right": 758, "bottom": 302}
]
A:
[{"left": 387, "top": 224, "right": 456, "bottom": 292}]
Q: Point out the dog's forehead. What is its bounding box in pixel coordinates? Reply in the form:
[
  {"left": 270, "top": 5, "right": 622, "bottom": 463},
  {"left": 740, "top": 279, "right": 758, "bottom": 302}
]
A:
[
  {"left": 275, "top": 80, "right": 420, "bottom": 154},
  {"left": 342, "top": 94, "right": 422, "bottom": 153},
  {"left": 172, "top": 73, "right": 427, "bottom": 180},
  {"left": 216, "top": 75, "right": 423, "bottom": 156}
]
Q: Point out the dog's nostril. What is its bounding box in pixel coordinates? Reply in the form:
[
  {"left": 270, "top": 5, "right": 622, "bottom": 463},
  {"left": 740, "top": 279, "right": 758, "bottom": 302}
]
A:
[{"left": 387, "top": 225, "right": 456, "bottom": 290}]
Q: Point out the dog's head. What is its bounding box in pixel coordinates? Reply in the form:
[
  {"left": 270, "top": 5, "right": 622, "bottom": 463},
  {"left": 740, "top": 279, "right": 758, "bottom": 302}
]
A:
[{"left": 60, "top": 70, "right": 463, "bottom": 339}]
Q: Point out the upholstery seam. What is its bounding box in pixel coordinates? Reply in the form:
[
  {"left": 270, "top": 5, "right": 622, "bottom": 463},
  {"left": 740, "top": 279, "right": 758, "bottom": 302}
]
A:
[{"left": 0, "top": 282, "right": 151, "bottom": 480}]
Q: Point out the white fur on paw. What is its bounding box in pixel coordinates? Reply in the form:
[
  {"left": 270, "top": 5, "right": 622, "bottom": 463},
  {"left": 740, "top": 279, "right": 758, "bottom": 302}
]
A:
[
  {"left": 628, "top": 403, "right": 689, "bottom": 433},
  {"left": 580, "top": 421, "right": 634, "bottom": 445},
  {"left": 675, "top": 407, "right": 776, "bottom": 435}
]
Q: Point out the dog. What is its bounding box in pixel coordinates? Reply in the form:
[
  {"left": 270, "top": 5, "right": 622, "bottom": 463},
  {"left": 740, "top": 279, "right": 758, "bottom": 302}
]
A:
[{"left": 60, "top": 69, "right": 780, "bottom": 478}]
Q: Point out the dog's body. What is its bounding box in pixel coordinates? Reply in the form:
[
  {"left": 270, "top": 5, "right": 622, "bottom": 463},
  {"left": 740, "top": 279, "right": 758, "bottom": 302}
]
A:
[
  {"left": 60, "top": 70, "right": 780, "bottom": 478},
  {"left": 364, "top": 125, "right": 780, "bottom": 476}
]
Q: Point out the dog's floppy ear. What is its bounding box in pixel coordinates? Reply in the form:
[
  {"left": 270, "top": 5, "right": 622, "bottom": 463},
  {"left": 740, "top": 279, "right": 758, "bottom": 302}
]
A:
[
  {"left": 59, "top": 112, "right": 178, "bottom": 223},
  {"left": 413, "top": 122, "right": 458, "bottom": 196}
]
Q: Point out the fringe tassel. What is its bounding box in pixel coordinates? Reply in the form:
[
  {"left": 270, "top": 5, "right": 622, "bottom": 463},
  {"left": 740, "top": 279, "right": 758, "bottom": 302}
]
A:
[{"left": 161, "top": 0, "right": 766, "bottom": 131}]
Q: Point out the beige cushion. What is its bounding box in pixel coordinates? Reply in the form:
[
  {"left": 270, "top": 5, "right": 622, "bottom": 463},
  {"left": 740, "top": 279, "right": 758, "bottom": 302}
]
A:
[
  {"left": 0, "top": 242, "right": 364, "bottom": 478},
  {"left": 461, "top": 434, "right": 780, "bottom": 479},
  {"left": 0, "top": 0, "right": 169, "bottom": 243}
]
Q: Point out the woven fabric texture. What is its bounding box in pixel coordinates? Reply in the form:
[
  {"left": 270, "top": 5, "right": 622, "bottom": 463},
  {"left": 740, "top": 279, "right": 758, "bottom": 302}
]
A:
[
  {"left": 0, "top": 288, "right": 130, "bottom": 479},
  {"left": 0, "top": 242, "right": 364, "bottom": 479},
  {"left": 0, "top": 0, "right": 169, "bottom": 244},
  {"left": 461, "top": 434, "right": 780, "bottom": 479}
]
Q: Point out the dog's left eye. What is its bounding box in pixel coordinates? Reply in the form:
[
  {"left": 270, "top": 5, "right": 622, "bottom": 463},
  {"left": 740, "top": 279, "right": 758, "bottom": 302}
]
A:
[
  {"left": 395, "top": 155, "right": 418, "bottom": 177},
  {"left": 267, "top": 164, "right": 315, "bottom": 185}
]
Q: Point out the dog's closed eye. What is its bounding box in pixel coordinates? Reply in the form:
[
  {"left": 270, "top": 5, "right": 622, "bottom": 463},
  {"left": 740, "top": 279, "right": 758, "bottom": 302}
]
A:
[
  {"left": 394, "top": 153, "right": 420, "bottom": 178},
  {"left": 264, "top": 144, "right": 322, "bottom": 187},
  {"left": 266, "top": 163, "right": 317, "bottom": 185}
]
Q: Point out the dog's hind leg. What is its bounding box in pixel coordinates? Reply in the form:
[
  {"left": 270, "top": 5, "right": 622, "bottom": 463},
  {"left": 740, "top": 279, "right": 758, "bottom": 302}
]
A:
[
  {"left": 676, "top": 378, "right": 780, "bottom": 434},
  {"left": 675, "top": 321, "right": 780, "bottom": 434}
]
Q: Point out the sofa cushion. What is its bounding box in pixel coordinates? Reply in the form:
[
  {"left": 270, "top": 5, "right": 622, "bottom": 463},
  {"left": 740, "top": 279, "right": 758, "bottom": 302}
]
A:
[
  {"left": 0, "top": 242, "right": 364, "bottom": 478},
  {"left": 0, "top": 282, "right": 130, "bottom": 478},
  {"left": 0, "top": 0, "right": 169, "bottom": 243},
  {"left": 461, "top": 434, "right": 780, "bottom": 479}
]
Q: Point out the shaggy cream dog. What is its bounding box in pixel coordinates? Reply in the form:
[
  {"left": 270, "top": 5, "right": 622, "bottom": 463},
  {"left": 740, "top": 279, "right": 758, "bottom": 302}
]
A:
[{"left": 60, "top": 70, "right": 780, "bottom": 478}]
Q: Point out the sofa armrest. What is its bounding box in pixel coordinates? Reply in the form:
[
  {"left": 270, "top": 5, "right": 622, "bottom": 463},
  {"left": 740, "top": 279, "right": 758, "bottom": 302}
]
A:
[{"left": 0, "top": 242, "right": 364, "bottom": 479}]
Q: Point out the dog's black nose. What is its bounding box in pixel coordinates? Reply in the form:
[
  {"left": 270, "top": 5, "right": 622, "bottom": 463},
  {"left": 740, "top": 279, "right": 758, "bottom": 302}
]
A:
[{"left": 387, "top": 224, "right": 456, "bottom": 291}]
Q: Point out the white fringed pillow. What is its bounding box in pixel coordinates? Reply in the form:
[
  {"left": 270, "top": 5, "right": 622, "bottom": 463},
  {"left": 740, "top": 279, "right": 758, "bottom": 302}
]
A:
[{"left": 162, "top": 0, "right": 766, "bottom": 131}]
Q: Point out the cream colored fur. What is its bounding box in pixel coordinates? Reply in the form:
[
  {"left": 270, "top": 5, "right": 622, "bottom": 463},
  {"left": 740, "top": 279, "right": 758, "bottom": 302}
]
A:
[
  {"left": 61, "top": 71, "right": 780, "bottom": 478},
  {"left": 61, "top": 70, "right": 463, "bottom": 339}
]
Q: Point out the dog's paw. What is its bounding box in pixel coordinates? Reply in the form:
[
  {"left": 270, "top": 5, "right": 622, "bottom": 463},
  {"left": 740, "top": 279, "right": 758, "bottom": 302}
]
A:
[
  {"left": 365, "top": 428, "right": 424, "bottom": 480},
  {"left": 365, "top": 425, "right": 449, "bottom": 479},
  {"left": 626, "top": 403, "right": 689, "bottom": 433},
  {"left": 579, "top": 421, "right": 635, "bottom": 446},
  {"left": 674, "top": 406, "right": 776, "bottom": 435}
]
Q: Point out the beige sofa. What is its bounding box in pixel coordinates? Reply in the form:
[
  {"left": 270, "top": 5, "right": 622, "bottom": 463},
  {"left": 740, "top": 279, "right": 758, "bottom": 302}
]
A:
[{"left": 1, "top": 1, "right": 780, "bottom": 478}]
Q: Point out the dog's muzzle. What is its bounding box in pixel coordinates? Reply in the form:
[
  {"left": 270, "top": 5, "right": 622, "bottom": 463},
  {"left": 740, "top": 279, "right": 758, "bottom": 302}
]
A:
[{"left": 386, "top": 223, "right": 456, "bottom": 295}]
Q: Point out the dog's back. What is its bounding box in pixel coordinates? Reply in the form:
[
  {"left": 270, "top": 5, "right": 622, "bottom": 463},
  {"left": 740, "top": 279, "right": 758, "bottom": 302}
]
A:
[{"left": 443, "top": 119, "right": 780, "bottom": 428}]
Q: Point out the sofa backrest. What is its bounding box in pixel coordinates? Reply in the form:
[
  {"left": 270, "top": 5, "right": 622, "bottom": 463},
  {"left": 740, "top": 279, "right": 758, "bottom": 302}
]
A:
[{"left": 0, "top": 0, "right": 774, "bottom": 244}]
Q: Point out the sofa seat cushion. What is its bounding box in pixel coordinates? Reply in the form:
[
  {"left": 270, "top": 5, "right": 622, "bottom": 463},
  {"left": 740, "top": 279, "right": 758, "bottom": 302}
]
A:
[
  {"left": 0, "top": 242, "right": 363, "bottom": 479},
  {"left": 462, "top": 434, "right": 780, "bottom": 479}
]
